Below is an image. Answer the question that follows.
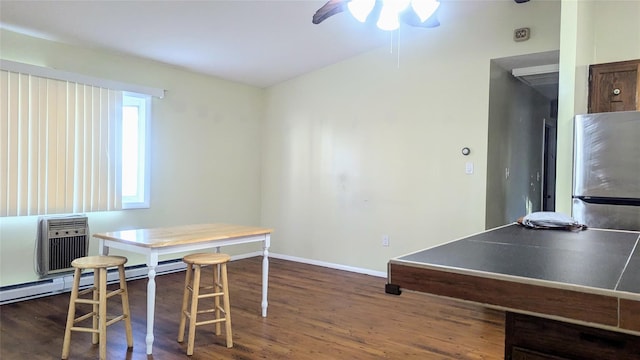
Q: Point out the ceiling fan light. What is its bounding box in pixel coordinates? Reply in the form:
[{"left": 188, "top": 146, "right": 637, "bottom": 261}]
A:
[
  {"left": 383, "top": 0, "right": 411, "bottom": 12},
  {"left": 377, "top": 6, "right": 401, "bottom": 31},
  {"left": 411, "top": 0, "right": 440, "bottom": 22},
  {"left": 347, "top": 0, "right": 376, "bottom": 22}
]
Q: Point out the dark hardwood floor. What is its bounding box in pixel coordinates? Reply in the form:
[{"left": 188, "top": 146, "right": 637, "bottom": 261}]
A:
[{"left": 1, "top": 257, "right": 504, "bottom": 359}]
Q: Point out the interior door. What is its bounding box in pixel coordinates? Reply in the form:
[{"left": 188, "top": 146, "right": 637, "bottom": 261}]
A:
[
  {"left": 588, "top": 59, "right": 640, "bottom": 113},
  {"left": 542, "top": 120, "right": 556, "bottom": 211}
]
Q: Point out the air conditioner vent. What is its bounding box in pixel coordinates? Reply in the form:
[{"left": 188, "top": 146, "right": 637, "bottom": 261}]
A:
[{"left": 47, "top": 218, "right": 88, "bottom": 233}]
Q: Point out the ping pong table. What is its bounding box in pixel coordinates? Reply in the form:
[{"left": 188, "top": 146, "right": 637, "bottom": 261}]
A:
[{"left": 386, "top": 223, "right": 640, "bottom": 359}]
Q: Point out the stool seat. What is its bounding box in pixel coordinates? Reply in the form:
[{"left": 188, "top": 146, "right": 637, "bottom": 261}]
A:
[
  {"left": 62, "top": 255, "right": 133, "bottom": 360},
  {"left": 183, "top": 253, "right": 231, "bottom": 266},
  {"left": 178, "top": 252, "right": 233, "bottom": 355},
  {"left": 72, "top": 255, "right": 127, "bottom": 269}
]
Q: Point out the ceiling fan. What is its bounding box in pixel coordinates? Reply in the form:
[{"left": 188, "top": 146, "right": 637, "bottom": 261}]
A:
[
  {"left": 312, "top": 0, "right": 531, "bottom": 30},
  {"left": 312, "top": 0, "right": 441, "bottom": 31}
]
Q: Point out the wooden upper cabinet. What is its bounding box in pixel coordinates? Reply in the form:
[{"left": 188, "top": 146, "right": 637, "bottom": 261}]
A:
[{"left": 588, "top": 59, "right": 640, "bottom": 113}]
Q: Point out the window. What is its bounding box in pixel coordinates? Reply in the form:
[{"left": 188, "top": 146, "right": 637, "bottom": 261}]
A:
[
  {"left": 122, "top": 92, "right": 151, "bottom": 209},
  {"left": 1, "top": 60, "right": 161, "bottom": 216}
]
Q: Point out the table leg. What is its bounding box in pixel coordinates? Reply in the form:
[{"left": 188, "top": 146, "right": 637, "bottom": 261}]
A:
[
  {"left": 145, "top": 253, "right": 159, "bottom": 355},
  {"left": 261, "top": 234, "right": 270, "bottom": 317},
  {"left": 97, "top": 238, "right": 108, "bottom": 255}
]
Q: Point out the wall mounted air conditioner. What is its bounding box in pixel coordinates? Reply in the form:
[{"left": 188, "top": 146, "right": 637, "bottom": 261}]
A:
[{"left": 36, "top": 215, "right": 89, "bottom": 278}]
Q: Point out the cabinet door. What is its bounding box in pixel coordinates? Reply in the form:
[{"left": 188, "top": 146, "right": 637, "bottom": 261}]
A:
[
  {"left": 512, "top": 347, "right": 570, "bottom": 360},
  {"left": 505, "top": 312, "right": 640, "bottom": 360},
  {"left": 588, "top": 59, "right": 640, "bottom": 113}
]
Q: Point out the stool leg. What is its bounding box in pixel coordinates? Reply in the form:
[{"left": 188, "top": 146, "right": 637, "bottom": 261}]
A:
[
  {"left": 92, "top": 269, "right": 99, "bottom": 345},
  {"left": 62, "top": 267, "right": 82, "bottom": 359},
  {"left": 98, "top": 268, "right": 108, "bottom": 360},
  {"left": 118, "top": 264, "right": 134, "bottom": 349},
  {"left": 213, "top": 264, "right": 221, "bottom": 336},
  {"left": 177, "top": 263, "right": 193, "bottom": 343},
  {"left": 221, "top": 263, "right": 233, "bottom": 348},
  {"left": 186, "top": 265, "right": 201, "bottom": 356}
]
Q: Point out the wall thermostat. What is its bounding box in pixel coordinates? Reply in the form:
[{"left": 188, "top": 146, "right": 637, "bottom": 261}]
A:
[{"left": 462, "top": 147, "right": 471, "bottom": 156}]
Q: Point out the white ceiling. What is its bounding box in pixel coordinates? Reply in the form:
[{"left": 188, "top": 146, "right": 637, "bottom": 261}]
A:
[{"left": 0, "top": 0, "right": 431, "bottom": 88}]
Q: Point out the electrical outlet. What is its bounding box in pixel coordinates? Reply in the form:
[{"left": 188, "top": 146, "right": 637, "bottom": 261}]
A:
[{"left": 382, "top": 235, "right": 390, "bottom": 247}]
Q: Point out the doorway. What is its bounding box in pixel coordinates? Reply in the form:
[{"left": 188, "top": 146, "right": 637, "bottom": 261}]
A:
[{"left": 485, "top": 51, "right": 559, "bottom": 229}]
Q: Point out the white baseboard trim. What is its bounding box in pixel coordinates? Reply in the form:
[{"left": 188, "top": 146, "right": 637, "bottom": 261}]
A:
[
  {"left": 0, "top": 252, "right": 386, "bottom": 305},
  {"left": 270, "top": 253, "right": 387, "bottom": 278}
]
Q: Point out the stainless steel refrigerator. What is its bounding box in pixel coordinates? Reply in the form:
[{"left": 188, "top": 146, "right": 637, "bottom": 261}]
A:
[{"left": 572, "top": 111, "right": 640, "bottom": 231}]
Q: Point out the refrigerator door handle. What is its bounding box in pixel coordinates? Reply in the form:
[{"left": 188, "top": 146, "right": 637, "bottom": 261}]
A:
[{"left": 573, "top": 196, "right": 640, "bottom": 207}]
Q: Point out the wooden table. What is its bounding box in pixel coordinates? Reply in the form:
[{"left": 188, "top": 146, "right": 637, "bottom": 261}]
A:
[
  {"left": 94, "top": 223, "right": 273, "bottom": 355},
  {"left": 387, "top": 224, "right": 640, "bottom": 359}
]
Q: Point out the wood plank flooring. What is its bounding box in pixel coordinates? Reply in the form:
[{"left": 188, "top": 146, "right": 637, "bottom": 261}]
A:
[{"left": 0, "top": 257, "right": 504, "bottom": 359}]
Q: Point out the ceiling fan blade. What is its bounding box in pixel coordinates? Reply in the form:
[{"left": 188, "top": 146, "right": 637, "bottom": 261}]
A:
[{"left": 312, "top": 0, "right": 348, "bottom": 24}]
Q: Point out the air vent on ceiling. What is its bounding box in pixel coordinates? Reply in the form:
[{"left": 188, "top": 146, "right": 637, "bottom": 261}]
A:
[{"left": 512, "top": 64, "right": 559, "bottom": 87}]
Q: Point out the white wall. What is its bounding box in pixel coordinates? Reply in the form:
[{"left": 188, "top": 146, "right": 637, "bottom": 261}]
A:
[
  {"left": 593, "top": 1, "right": 640, "bottom": 63},
  {"left": 0, "top": 29, "right": 265, "bottom": 286},
  {"left": 261, "top": 0, "right": 561, "bottom": 272}
]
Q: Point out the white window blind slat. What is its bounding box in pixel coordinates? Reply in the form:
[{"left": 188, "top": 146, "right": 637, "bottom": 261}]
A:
[
  {"left": 92, "top": 88, "right": 102, "bottom": 211},
  {"left": 85, "top": 86, "right": 96, "bottom": 212},
  {"left": 73, "top": 85, "right": 85, "bottom": 212},
  {"left": 27, "top": 76, "right": 39, "bottom": 215},
  {"left": 64, "top": 82, "right": 75, "bottom": 213},
  {"left": 0, "top": 71, "right": 8, "bottom": 216},
  {"left": 56, "top": 80, "right": 65, "bottom": 212},
  {"left": 7, "top": 72, "right": 20, "bottom": 215},
  {"left": 37, "top": 79, "right": 47, "bottom": 215},
  {"left": 17, "top": 73, "right": 29, "bottom": 214},
  {"left": 94, "top": 89, "right": 103, "bottom": 211},
  {"left": 79, "top": 86, "right": 89, "bottom": 211},
  {"left": 2, "top": 74, "right": 19, "bottom": 215},
  {"left": 47, "top": 83, "right": 56, "bottom": 212},
  {"left": 109, "top": 90, "right": 122, "bottom": 211}
]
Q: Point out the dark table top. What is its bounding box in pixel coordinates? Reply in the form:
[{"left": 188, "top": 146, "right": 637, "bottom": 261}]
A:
[{"left": 394, "top": 224, "right": 640, "bottom": 294}]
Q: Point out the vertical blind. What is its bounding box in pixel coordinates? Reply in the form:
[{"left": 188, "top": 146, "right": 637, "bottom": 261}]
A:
[{"left": 1, "top": 69, "right": 122, "bottom": 216}]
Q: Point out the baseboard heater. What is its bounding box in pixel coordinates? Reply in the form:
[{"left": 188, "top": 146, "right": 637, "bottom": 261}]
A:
[{"left": 0, "top": 259, "right": 186, "bottom": 305}]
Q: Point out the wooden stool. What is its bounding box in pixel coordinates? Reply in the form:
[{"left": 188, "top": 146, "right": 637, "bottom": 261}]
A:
[
  {"left": 61, "top": 256, "right": 133, "bottom": 360},
  {"left": 178, "top": 253, "right": 233, "bottom": 355}
]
